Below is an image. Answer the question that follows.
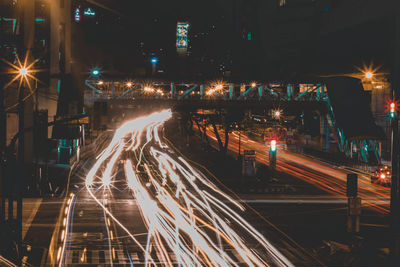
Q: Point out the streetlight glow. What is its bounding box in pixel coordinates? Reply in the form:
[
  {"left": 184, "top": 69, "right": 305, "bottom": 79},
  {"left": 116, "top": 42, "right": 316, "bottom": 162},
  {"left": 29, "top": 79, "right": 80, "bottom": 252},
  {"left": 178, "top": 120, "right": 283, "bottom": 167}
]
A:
[
  {"left": 126, "top": 82, "right": 132, "bottom": 87},
  {"left": 273, "top": 109, "right": 282, "bottom": 119},
  {"left": 1, "top": 54, "right": 40, "bottom": 95},
  {"left": 150, "top": 57, "right": 158, "bottom": 64},
  {"left": 91, "top": 68, "right": 101, "bottom": 77},
  {"left": 365, "top": 71, "right": 373, "bottom": 79},
  {"left": 251, "top": 82, "right": 256, "bottom": 87},
  {"left": 144, "top": 87, "right": 155, "bottom": 93},
  {"left": 19, "top": 67, "right": 28, "bottom": 76}
]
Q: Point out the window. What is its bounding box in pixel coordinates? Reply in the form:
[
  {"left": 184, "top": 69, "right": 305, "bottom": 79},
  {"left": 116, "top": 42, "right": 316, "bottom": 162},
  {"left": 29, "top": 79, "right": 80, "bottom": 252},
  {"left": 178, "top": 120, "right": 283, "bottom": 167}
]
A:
[{"left": 279, "top": 0, "right": 286, "bottom": 7}]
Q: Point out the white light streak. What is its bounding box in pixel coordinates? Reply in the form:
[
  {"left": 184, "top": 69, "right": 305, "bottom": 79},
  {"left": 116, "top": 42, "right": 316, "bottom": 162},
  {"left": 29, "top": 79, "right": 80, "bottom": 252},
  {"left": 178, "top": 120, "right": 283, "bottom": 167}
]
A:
[{"left": 82, "top": 109, "right": 293, "bottom": 266}]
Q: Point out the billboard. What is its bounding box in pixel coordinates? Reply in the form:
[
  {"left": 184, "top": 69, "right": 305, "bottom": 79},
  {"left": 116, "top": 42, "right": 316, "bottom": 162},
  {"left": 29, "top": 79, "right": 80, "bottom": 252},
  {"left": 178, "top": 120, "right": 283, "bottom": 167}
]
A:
[{"left": 176, "top": 22, "right": 190, "bottom": 53}]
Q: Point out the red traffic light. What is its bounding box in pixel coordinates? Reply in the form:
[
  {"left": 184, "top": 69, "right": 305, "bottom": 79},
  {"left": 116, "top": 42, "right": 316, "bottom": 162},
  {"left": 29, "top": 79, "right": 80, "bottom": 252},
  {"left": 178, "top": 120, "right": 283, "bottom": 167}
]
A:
[{"left": 386, "top": 99, "right": 399, "bottom": 119}]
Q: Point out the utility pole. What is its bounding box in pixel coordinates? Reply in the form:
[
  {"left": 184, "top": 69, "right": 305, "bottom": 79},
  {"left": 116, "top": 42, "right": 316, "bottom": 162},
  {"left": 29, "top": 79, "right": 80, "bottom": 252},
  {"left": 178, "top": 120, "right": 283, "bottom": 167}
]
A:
[
  {"left": 17, "top": 81, "right": 25, "bottom": 262},
  {"left": 390, "top": 11, "right": 400, "bottom": 261}
]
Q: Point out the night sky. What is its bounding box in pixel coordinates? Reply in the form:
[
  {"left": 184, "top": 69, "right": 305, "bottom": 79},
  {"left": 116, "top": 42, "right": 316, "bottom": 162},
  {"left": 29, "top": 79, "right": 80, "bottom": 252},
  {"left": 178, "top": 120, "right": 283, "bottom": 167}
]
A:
[{"left": 72, "top": 0, "right": 396, "bottom": 81}]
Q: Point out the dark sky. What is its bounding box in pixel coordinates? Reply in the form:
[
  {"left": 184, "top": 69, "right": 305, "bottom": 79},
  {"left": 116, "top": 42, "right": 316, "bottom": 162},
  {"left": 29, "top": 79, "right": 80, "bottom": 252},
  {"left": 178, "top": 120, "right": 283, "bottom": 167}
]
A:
[
  {"left": 75, "top": 0, "right": 233, "bottom": 76},
  {"left": 74, "top": 0, "right": 397, "bottom": 80}
]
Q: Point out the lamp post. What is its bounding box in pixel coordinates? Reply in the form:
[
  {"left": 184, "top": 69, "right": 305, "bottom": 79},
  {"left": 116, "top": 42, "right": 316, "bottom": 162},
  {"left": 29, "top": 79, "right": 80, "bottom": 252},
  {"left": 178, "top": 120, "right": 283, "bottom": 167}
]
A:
[
  {"left": 0, "top": 54, "right": 37, "bottom": 263},
  {"left": 16, "top": 66, "right": 29, "bottom": 260}
]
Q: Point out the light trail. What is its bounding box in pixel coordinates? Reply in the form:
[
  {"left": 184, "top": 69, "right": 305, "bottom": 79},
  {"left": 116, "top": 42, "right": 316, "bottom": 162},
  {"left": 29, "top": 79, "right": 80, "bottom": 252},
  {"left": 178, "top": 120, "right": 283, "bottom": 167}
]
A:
[
  {"left": 58, "top": 194, "right": 76, "bottom": 267},
  {"left": 200, "top": 125, "right": 390, "bottom": 214},
  {"left": 82, "top": 109, "right": 293, "bottom": 266}
]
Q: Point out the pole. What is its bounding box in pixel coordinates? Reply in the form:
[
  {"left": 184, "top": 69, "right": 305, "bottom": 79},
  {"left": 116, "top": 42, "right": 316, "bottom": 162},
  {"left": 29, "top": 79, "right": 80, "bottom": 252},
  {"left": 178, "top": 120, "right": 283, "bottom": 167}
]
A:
[
  {"left": 391, "top": 11, "right": 400, "bottom": 261},
  {"left": 0, "top": 65, "right": 6, "bottom": 223},
  {"left": 238, "top": 130, "right": 241, "bottom": 158},
  {"left": 17, "top": 83, "right": 24, "bottom": 263}
]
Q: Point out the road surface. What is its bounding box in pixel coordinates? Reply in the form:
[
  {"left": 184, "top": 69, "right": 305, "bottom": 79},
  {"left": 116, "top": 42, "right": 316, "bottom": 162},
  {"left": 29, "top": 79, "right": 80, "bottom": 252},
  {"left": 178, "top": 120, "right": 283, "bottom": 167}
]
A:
[
  {"left": 48, "top": 110, "right": 321, "bottom": 266},
  {"left": 203, "top": 127, "right": 390, "bottom": 214}
]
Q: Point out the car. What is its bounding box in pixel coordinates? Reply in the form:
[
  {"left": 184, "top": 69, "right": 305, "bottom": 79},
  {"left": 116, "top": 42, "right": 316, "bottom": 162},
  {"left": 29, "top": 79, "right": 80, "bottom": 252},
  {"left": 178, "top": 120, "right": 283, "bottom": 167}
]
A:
[{"left": 371, "top": 165, "right": 391, "bottom": 187}]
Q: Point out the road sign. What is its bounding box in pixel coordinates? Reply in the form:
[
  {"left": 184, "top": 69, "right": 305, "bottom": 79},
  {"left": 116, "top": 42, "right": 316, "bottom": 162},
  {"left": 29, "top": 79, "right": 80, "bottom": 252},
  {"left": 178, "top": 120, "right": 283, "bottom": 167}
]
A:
[
  {"left": 74, "top": 8, "right": 81, "bottom": 22},
  {"left": 84, "top": 8, "right": 95, "bottom": 16},
  {"left": 347, "top": 173, "right": 358, "bottom": 197}
]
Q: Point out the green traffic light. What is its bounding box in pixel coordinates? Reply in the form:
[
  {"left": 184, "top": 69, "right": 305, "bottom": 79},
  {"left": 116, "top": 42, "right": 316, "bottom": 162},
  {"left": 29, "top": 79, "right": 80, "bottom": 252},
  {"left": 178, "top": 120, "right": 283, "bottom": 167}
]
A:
[
  {"left": 91, "top": 68, "right": 100, "bottom": 77},
  {"left": 270, "top": 140, "right": 277, "bottom": 152},
  {"left": 389, "top": 112, "right": 396, "bottom": 119}
]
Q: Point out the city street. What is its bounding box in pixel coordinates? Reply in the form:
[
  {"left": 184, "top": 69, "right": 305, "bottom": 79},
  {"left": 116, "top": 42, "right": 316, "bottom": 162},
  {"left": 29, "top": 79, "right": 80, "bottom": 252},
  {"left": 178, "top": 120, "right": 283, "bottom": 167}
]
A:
[
  {"left": 204, "top": 128, "right": 390, "bottom": 214},
  {"left": 49, "top": 110, "right": 320, "bottom": 266},
  {"left": 1, "top": 1, "right": 399, "bottom": 266}
]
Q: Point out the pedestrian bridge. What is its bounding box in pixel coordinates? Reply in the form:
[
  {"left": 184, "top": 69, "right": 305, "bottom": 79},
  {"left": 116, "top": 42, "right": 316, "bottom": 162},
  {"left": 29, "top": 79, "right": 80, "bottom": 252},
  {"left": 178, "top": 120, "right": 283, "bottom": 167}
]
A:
[{"left": 84, "top": 78, "right": 384, "bottom": 164}]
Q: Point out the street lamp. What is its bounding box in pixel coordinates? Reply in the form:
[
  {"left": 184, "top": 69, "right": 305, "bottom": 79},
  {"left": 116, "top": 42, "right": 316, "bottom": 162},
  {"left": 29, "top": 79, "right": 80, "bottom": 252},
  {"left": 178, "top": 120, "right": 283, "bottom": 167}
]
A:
[
  {"left": 273, "top": 109, "right": 282, "bottom": 119},
  {"left": 365, "top": 71, "right": 374, "bottom": 79},
  {"left": 215, "top": 84, "right": 223, "bottom": 90},
  {"left": 1, "top": 55, "right": 39, "bottom": 264},
  {"left": 19, "top": 67, "right": 28, "bottom": 76},
  {"left": 90, "top": 68, "right": 101, "bottom": 77},
  {"left": 150, "top": 57, "right": 158, "bottom": 64}
]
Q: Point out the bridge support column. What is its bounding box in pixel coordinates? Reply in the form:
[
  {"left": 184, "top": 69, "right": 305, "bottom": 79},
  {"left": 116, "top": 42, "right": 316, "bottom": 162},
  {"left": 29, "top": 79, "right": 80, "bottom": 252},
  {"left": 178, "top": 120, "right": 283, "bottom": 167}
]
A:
[
  {"left": 287, "top": 84, "right": 293, "bottom": 100},
  {"left": 170, "top": 83, "right": 175, "bottom": 99},
  {"left": 258, "top": 86, "right": 263, "bottom": 100},
  {"left": 200, "top": 84, "right": 204, "bottom": 99},
  {"left": 111, "top": 81, "right": 115, "bottom": 98},
  {"left": 317, "top": 85, "right": 324, "bottom": 101},
  {"left": 321, "top": 115, "right": 330, "bottom": 152},
  {"left": 229, "top": 84, "right": 234, "bottom": 100}
]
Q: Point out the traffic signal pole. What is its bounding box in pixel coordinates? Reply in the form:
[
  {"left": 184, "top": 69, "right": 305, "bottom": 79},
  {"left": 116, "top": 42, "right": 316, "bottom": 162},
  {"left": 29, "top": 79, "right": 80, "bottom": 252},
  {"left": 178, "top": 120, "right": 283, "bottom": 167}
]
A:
[
  {"left": 390, "top": 12, "right": 400, "bottom": 260},
  {"left": 0, "top": 61, "right": 6, "bottom": 223}
]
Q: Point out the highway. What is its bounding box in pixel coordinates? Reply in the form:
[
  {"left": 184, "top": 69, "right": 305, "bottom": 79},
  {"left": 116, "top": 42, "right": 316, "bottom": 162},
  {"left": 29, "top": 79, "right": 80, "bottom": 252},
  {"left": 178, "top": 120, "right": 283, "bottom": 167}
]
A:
[
  {"left": 203, "top": 128, "right": 390, "bottom": 214},
  {"left": 49, "top": 110, "right": 321, "bottom": 266}
]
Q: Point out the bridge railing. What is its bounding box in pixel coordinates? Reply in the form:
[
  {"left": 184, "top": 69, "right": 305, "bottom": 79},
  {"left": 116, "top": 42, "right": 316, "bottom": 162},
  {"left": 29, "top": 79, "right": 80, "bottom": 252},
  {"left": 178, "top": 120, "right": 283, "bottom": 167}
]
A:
[{"left": 84, "top": 81, "right": 328, "bottom": 102}]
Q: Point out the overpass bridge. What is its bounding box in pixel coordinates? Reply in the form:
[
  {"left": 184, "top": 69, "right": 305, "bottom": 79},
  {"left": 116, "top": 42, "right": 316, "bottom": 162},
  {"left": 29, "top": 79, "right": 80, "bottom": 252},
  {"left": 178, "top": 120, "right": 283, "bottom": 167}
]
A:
[{"left": 82, "top": 78, "right": 384, "bottom": 164}]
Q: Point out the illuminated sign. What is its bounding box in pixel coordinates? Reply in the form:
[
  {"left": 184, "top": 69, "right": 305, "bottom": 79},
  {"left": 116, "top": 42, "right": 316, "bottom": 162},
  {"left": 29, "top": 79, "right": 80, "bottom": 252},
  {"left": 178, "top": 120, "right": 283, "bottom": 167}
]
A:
[
  {"left": 176, "top": 22, "right": 189, "bottom": 53},
  {"left": 84, "top": 8, "right": 96, "bottom": 16},
  {"left": 74, "top": 8, "right": 81, "bottom": 22}
]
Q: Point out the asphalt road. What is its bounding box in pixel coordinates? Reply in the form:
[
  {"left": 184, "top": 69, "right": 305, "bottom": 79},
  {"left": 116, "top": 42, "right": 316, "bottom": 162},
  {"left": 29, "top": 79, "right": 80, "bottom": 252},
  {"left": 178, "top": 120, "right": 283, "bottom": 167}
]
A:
[
  {"left": 203, "top": 128, "right": 390, "bottom": 214},
  {"left": 48, "top": 110, "right": 322, "bottom": 266}
]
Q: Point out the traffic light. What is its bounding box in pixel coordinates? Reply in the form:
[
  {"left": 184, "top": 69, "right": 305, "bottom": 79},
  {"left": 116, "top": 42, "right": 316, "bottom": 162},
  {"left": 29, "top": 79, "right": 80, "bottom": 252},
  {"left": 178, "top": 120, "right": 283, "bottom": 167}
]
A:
[
  {"left": 389, "top": 101, "right": 397, "bottom": 119},
  {"left": 91, "top": 68, "right": 101, "bottom": 77},
  {"left": 269, "top": 139, "right": 277, "bottom": 169},
  {"left": 270, "top": 139, "right": 277, "bottom": 152}
]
